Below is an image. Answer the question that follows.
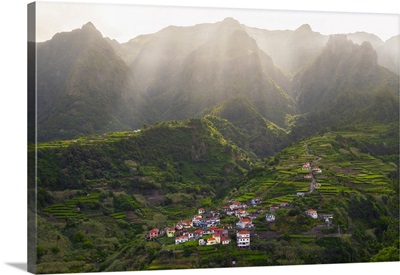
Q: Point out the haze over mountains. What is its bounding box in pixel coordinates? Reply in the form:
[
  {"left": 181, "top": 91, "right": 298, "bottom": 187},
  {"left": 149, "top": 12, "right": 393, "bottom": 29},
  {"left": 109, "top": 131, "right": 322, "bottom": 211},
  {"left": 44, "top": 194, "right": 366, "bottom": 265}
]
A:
[{"left": 36, "top": 18, "right": 399, "bottom": 146}]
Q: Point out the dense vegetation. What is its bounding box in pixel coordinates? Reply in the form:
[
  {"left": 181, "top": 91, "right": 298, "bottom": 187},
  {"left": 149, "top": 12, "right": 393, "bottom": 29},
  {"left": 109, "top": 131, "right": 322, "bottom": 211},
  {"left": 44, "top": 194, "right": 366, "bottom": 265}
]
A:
[{"left": 32, "top": 117, "right": 399, "bottom": 273}]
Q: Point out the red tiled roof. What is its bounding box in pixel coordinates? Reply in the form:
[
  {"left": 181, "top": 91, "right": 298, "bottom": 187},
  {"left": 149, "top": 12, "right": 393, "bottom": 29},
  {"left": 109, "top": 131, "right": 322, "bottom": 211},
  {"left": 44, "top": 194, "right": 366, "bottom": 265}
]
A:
[
  {"left": 208, "top": 238, "right": 216, "bottom": 241},
  {"left": 195, "top": 229, "right": 203, "bottom": 234},
  {"left": 307, "top": 209, "right": 317, "bottom": 213},
  {"left": 213, "top": 233, "right": 220, "bottom": 237},
  {"left": 149, "top": 228, "right": 159, "bottom": 233},
  {"left": 240, "top": 218, "right": 251, "bottom": 223},
  {"left": 237, "top": 230, "right": 250, "bottom": 235}
]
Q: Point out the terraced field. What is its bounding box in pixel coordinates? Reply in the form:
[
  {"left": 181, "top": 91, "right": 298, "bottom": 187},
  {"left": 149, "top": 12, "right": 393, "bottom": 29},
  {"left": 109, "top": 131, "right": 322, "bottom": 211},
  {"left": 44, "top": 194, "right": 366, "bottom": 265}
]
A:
[
  {"left": 236, "top": 125, "right": 397, "bottom": 207},
  {"left": 43, "top": 193, "right": 101, "bottom": 219}
]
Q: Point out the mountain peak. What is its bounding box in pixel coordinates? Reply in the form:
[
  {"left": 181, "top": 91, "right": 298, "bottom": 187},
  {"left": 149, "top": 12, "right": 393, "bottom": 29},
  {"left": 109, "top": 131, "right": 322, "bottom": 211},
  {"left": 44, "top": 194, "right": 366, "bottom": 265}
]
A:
[
  {"left": 295, "top": 24, "right": 312, "bottom": 32},
  {"left": 82, "top": 21, "right": 97, "bottom": 30},
  {"left": 221, "top": 17, "right": 241, "bottom": 25}
]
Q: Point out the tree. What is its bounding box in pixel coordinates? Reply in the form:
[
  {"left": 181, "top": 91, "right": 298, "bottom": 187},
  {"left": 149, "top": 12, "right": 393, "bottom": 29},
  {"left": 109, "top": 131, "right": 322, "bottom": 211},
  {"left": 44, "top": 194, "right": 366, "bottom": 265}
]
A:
[{"left": 371, "top": 247, "right": 400, "bottom": 262}]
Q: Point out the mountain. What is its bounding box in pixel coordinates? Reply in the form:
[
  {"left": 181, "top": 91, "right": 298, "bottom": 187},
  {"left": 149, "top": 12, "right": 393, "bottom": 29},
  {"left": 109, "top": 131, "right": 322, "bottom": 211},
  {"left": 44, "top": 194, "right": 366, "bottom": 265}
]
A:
[
  {"left": 206, "top": 96, "right": 287, "bottom": 157},
  {"left": 346, "top": 33, "right": 399, "bottom": 75},
  {"left": 127, "top": 18, "right": 296, "bottom": 127},
  {"left": 245, "top": 24, "right": 329, "bottom": 74},
  {"left": 346, "top": 32, "right": 384, "bottom": 48},
  {"left": 36, "top": 22, "right": 139, "bottom": 141},
  {"left": 376, "top": 35, "right": 400, "bottom": 75},
  {"left": 294, "top": 35, "right": 399, "bottom": 114},
  {"left": 35, "top": 19, "right": 399, "bottom": 143}
]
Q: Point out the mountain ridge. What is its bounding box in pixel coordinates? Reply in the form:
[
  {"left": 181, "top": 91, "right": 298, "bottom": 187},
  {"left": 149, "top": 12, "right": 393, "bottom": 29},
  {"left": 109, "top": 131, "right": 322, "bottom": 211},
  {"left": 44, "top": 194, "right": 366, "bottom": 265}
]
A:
[{"left": 35, "top": 19, "right": 399, "bottom": 143}]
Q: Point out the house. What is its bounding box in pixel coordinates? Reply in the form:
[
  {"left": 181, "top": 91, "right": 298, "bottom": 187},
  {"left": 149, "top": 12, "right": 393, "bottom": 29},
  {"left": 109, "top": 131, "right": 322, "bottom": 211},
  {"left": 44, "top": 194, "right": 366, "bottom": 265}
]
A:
[
  {"left": 199, "top": 239, "right": 206, "bottom": 246},
  {"left": 226, "top": 209, "right": 235, "bottom": 216},
  {"left": 236, "top": 217, "right": 252, "bottom": 229},
  {"left": 312, "top": 166, "right": 322, "bottom": 173},
  {"left": 304, "top": 173, "right": 312, "bottom": 179},
  {"left": 302, "top": 162, "right": 311, "bottom": 170},
  {"left": 222, "top": 206, "right": 230, "bottom": 212},
  {"left": 319, "top": 213, "right": 334, "bottom": 224},
  {"left": 194, "top": 229, "right": 203, "bottom": 239},
  {"left": 192, "top": 217, "right": 203, "bottom": 227},
  {"left": 230, "top": 201, "right": 247, "bottom": 210},
  {"left": 206, "top": 237, "right": 218, "bottom": 246},
  {"left": 185, "top": 232, "right": 195, "bottom": 239},
  {"left": 212, "top": 233, "right": 221, "bottom": 243},
  {"left": 182, "top": 220, "right": 193, "bottom": 229},
  {"left": 296, "top": 192, "right": 305, "bottom": 197},
  {"left": 235, "top": 209, "right": 248, "bottom": 218},
  {"left": 305, "top": 209, "right": 318, "bottom": 219},
  {"left": 280, "top": 202, "right": 289, "bottom": 208},
  {"left": 269, "top": 205, "right": 280, "bottom": 212},
  {"left": 250, "top": 197, "right": 261, "bottom": 205},
  {"left": 236, "top": 230, "right": 250, "bottom": 248},
  {"left": 266, "top": 213, "right": 276, "bottom": 222},
  {"left": 221, "top": 237, "right": 231, "bottom": 245},
  {"left": 175, "top": 222, "right": 183, "bottom": 230},
  {"left": 208, "top": 226, "right": 218, "bottom": 234},
  {"left": 214, "top": 228, "right": 229, "bottom": 237},
  {"left": 175, "top": 235, "right": 189, "bottom": 245},
  {"left": 198, "top": 208, "right": 206, "bottom": 215},
  {"left": 166, "top": 227, "right": 176, "bottom": 238},
  {"left": 148, "top": 228, "right": 159, "bottom": 239}
]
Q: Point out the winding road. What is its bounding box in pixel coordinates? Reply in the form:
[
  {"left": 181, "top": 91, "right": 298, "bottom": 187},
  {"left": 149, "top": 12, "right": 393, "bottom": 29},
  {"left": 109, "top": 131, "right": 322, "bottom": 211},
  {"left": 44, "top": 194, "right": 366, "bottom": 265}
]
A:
[{"left": 304, "top": 142, "right": 322, "bottom": 194}]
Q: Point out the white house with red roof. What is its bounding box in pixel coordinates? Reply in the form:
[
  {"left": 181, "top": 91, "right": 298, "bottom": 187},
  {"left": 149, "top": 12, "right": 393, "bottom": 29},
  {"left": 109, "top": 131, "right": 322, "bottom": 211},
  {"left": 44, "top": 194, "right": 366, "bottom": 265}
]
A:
[
  {"left": 235, "top": 208, "right": 248, "bottom": 218},
  {"left": 175, "top": 235, "right": 189, "bottom": 245},
  {"left": 229, "top": 201, "right": 247, "bottom": 210},
  {"left": 312, "top": 166, "right": 322, "bottom": 173},
  {"left": 305, "top": 209, "right": 318, "bottom": 219},
  {"left": 302, "top": 162, "right": 311, "bottom": 170},
  {"left": 236, "top": 230, "right": 250, "bottom": 248},
  {"left": 194, "top": 229, "right": 203, "bottom": 239},
  {"left": 221, "top": 237, "right": 231, "bottom": 245},
  {"left": 304, "top": 173, "right": 312, "bottom": 179},
  {"left": 206, "top": 237, "right": 218, "bottom": 246},
  {"left": 236, "top": 217, "right": 252, "bottom": 229},
  {"left": 212, "top": 233, "right": 221, "bottom": 243}
]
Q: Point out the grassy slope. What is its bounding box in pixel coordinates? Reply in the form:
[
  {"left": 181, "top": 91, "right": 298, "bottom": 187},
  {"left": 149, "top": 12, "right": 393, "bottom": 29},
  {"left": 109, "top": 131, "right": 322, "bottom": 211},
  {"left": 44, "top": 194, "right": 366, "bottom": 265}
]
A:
[{"left": 34, "top": 121, "right": 399, "bottom": 272}]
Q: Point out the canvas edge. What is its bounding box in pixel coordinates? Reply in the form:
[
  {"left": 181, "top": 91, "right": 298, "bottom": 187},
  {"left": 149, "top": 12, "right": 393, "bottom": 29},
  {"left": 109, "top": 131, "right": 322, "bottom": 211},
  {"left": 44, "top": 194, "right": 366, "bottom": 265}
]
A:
[{"left": 28, "top": 2, "right": 37, "bottom": 274}]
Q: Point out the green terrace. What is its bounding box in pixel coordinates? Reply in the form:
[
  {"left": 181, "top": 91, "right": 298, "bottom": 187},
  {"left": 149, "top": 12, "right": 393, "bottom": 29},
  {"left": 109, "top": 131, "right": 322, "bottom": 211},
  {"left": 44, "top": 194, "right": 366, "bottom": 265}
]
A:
[
  {"left": 43, "top": 193, "right": 101, "bottom": 219},
  {"left": 37, "top": 130, "right": 142, "bottom": 149},
  {"left": 239, "top": 125, "right": 397, "bottom": 205}
]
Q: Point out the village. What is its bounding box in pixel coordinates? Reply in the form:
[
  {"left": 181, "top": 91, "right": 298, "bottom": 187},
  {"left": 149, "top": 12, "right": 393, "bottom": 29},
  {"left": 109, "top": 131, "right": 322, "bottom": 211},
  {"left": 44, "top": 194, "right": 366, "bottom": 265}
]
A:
[{"left": 146, "top": 161, "right": 334, "bottom": 248}]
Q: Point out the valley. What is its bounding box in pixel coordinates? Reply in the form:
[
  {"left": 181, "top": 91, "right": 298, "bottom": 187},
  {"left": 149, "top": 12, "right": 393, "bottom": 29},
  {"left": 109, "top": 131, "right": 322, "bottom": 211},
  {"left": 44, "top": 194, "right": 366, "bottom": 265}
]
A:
[
  {"left": 32, "top": 121, "right": 399, "bottom": 272},
  {"left": 29, "top": 17, "right": 400, "bottom": 273}
]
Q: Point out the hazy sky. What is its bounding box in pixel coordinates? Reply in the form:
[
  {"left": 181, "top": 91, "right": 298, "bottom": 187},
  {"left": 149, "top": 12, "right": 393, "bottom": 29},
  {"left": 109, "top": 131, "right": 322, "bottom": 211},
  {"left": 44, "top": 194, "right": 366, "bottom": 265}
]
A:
[{"left": 35, "top": 1, "right": 400, "bottom": 43}]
